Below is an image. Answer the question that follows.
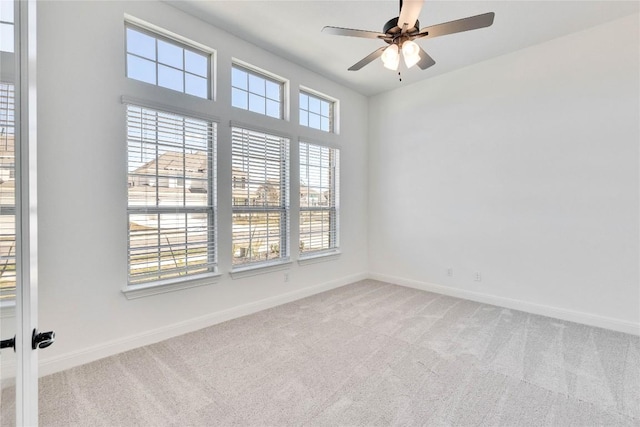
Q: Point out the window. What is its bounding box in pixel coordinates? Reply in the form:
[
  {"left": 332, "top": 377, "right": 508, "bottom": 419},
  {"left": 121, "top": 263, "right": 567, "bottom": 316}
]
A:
[
  {"left": 299, "top": 90, "right": 333, "bottom": 132},
  {"left": 126, "top": 105, "right": 216, "bottom": 285},
  {"left": 0, "top": 1, "right": 14, "bottom": 53},
  {"left": 0, "top": 83, "right": 15, "bottom": 301},
  {"left": 299, "top": 142, "right": 339, "bottom": 255},
  {"left": 232, "top": 64, "right": 283, "bottom": 119},
  {"left": 231, "top": 127, "right": 289, "bottom": 267},
  {"left": 126, "top": 24, "right": 210, "bottom": 99}
]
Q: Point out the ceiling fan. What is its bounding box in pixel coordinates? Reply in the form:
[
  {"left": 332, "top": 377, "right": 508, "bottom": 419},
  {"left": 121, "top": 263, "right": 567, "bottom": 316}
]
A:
[{"left": 322, "top": 0, "right": 495, "bottom": 72}]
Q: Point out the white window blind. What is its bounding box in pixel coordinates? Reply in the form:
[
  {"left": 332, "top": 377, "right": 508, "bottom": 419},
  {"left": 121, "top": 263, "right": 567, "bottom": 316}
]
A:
[
  {"left": 231, "top": 126, "right": 289, "bottom": 267},
  {"left": 0, "top": 82, "right": 15, "bottom": 301},
  {"left": 299, "top": 142, "right": 339, "bottom": 255},
  {"left": 126, "top": 104, "right": 216, "bottom": 285}
]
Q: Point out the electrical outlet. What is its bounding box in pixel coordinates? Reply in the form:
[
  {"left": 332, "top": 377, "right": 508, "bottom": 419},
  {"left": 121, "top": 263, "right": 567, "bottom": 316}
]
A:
[
  {"left": 447, "top": 268, "right": 454, "bottom": 277},
  {"left": 474, "top": 272, "right": 482, "bottom": 282},
  {"left": 284, "top": 272, "right": 290, "bottom": 282}
]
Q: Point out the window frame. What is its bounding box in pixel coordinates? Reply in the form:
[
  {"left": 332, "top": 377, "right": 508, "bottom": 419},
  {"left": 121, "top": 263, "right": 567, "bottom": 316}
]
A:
[
  {"left": 125, "top": 21, "right": 214, "bottom": 100},
  {"left": 299, "top": 141, "right": 340, "bottom": 258},
  {"left": 231, "top": 62, "right": 287, "bottom": 120},
  {"left": 124, "top": 102, "right": 219, "bottom": 295},
  {"left": 230, "top": 125, "right": 290, "bottom": 273}
]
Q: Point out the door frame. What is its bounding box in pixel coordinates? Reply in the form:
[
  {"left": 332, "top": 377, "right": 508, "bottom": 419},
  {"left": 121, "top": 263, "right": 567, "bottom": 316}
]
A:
[{"left": 14, "top": 0, "right": 38, "bottom": 424}]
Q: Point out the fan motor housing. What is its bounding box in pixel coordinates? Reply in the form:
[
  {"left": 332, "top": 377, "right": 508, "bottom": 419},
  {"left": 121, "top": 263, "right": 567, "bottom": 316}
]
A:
[{"left": 383, "top": 17, "right": 420, "bottom": 37}]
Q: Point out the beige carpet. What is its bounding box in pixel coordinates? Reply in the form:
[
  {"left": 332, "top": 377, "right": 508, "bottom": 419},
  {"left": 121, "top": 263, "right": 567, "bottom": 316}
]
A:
[{"left": 7, "top": 280, "right": 640, "bottom": 425}]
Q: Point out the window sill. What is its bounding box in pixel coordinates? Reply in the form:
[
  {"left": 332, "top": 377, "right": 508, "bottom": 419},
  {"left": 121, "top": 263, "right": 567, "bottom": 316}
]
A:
[
  {"left": 230, "top": 259, "right": 291, "bottom": 279},
  {"left": 122, "top": 272, "right": 221, "bottom": 300},
  {"left": 298, "top": 250, "right": 341, "bottom": 266}
]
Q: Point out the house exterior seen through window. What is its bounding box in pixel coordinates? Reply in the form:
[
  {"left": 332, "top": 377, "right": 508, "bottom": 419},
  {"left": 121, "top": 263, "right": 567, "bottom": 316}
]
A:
[
  {"left": 126, "top": 24, "right": 210, "bottom": 99},
  {"left": 126, "top": 104, "right": 216, "bottom": 285},
  {"left": 299, "top": 142, "right": 339, "bottom": 255}
]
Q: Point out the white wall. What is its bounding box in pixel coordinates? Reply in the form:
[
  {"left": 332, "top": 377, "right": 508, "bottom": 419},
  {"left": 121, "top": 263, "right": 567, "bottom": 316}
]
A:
[
  {"left": 36, "top": 0, "right": 369, "bottom": 374},
  {"left": 368, "top": 14, "right": 640, "bottom": 333}
]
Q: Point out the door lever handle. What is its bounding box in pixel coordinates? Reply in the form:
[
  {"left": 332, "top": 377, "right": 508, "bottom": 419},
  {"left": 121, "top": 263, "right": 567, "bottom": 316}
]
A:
[
  {"left": 32, "top": 329, "right": 55, "bottom": 350},
  {"left": 1, "top": 336, "right": 15, "bottom": 351}
]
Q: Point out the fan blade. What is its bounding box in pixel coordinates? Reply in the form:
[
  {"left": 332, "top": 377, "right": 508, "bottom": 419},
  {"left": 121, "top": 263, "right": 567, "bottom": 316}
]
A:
[
  {"left": 348, "top": 46, "right": 387, "bottom": 71},
  {"left": 398, "top": 0, "right": 424, "bottom": 32},
  {"left": 416, "top": 47, "right": 436, "bottom": 70},
  {"left": 418, "top": 12, "right": 494, "bottom": 39},
  {"left": 322, "top": 26, "right": 388, "bottom": 40}
]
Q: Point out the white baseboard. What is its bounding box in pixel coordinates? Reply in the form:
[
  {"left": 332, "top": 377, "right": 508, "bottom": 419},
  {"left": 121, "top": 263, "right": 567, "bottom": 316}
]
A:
[
  {"left": 38, "top": 272, "right": 367, "bottom": 377},
  {"left": 369, "top": 272, "right": 640, "bottom": 336}
]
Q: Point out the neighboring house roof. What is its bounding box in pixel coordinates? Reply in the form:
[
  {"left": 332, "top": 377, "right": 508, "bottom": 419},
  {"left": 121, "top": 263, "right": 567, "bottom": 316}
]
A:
[
  {"left": 129, "top": 151, "right": 306, "bottom": 205},
  {"left": 132, "top": 151, "right": 251, "bottom": 181},
  {"left": 133, "top": 151, "right": 208, "bottom": 179}
]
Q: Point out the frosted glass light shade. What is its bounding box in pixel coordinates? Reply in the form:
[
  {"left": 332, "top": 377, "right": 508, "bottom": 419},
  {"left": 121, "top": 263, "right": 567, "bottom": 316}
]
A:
[
  {"left": 402, "top": 40, "right": 421, "bottom": 68},
  {"left": 381, "top": 44, "right": 400, "bottom": 70}
]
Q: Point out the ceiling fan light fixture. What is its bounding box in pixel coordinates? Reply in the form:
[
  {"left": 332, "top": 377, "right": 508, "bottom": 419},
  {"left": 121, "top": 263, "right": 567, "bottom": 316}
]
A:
[
  {"left": 381, "top": 44, "right": 400, "bottom": 70},
  {"left": 323, "top": 0, "right": 495, "bottom": 73},
  {"left": 402, "top": 40, "right": 421, "bottom": 68}
]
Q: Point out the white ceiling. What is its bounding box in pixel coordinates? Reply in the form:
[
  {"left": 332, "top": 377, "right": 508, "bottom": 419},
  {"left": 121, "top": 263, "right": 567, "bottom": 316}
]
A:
[{"left": 169, "top": 1, "right": 639, "bottom": 96}]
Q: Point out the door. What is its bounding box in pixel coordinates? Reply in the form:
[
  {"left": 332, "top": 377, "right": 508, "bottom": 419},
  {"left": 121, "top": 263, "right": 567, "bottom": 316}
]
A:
[{"left": 0, "top": 1, "right": 47, "bottom": 425}]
